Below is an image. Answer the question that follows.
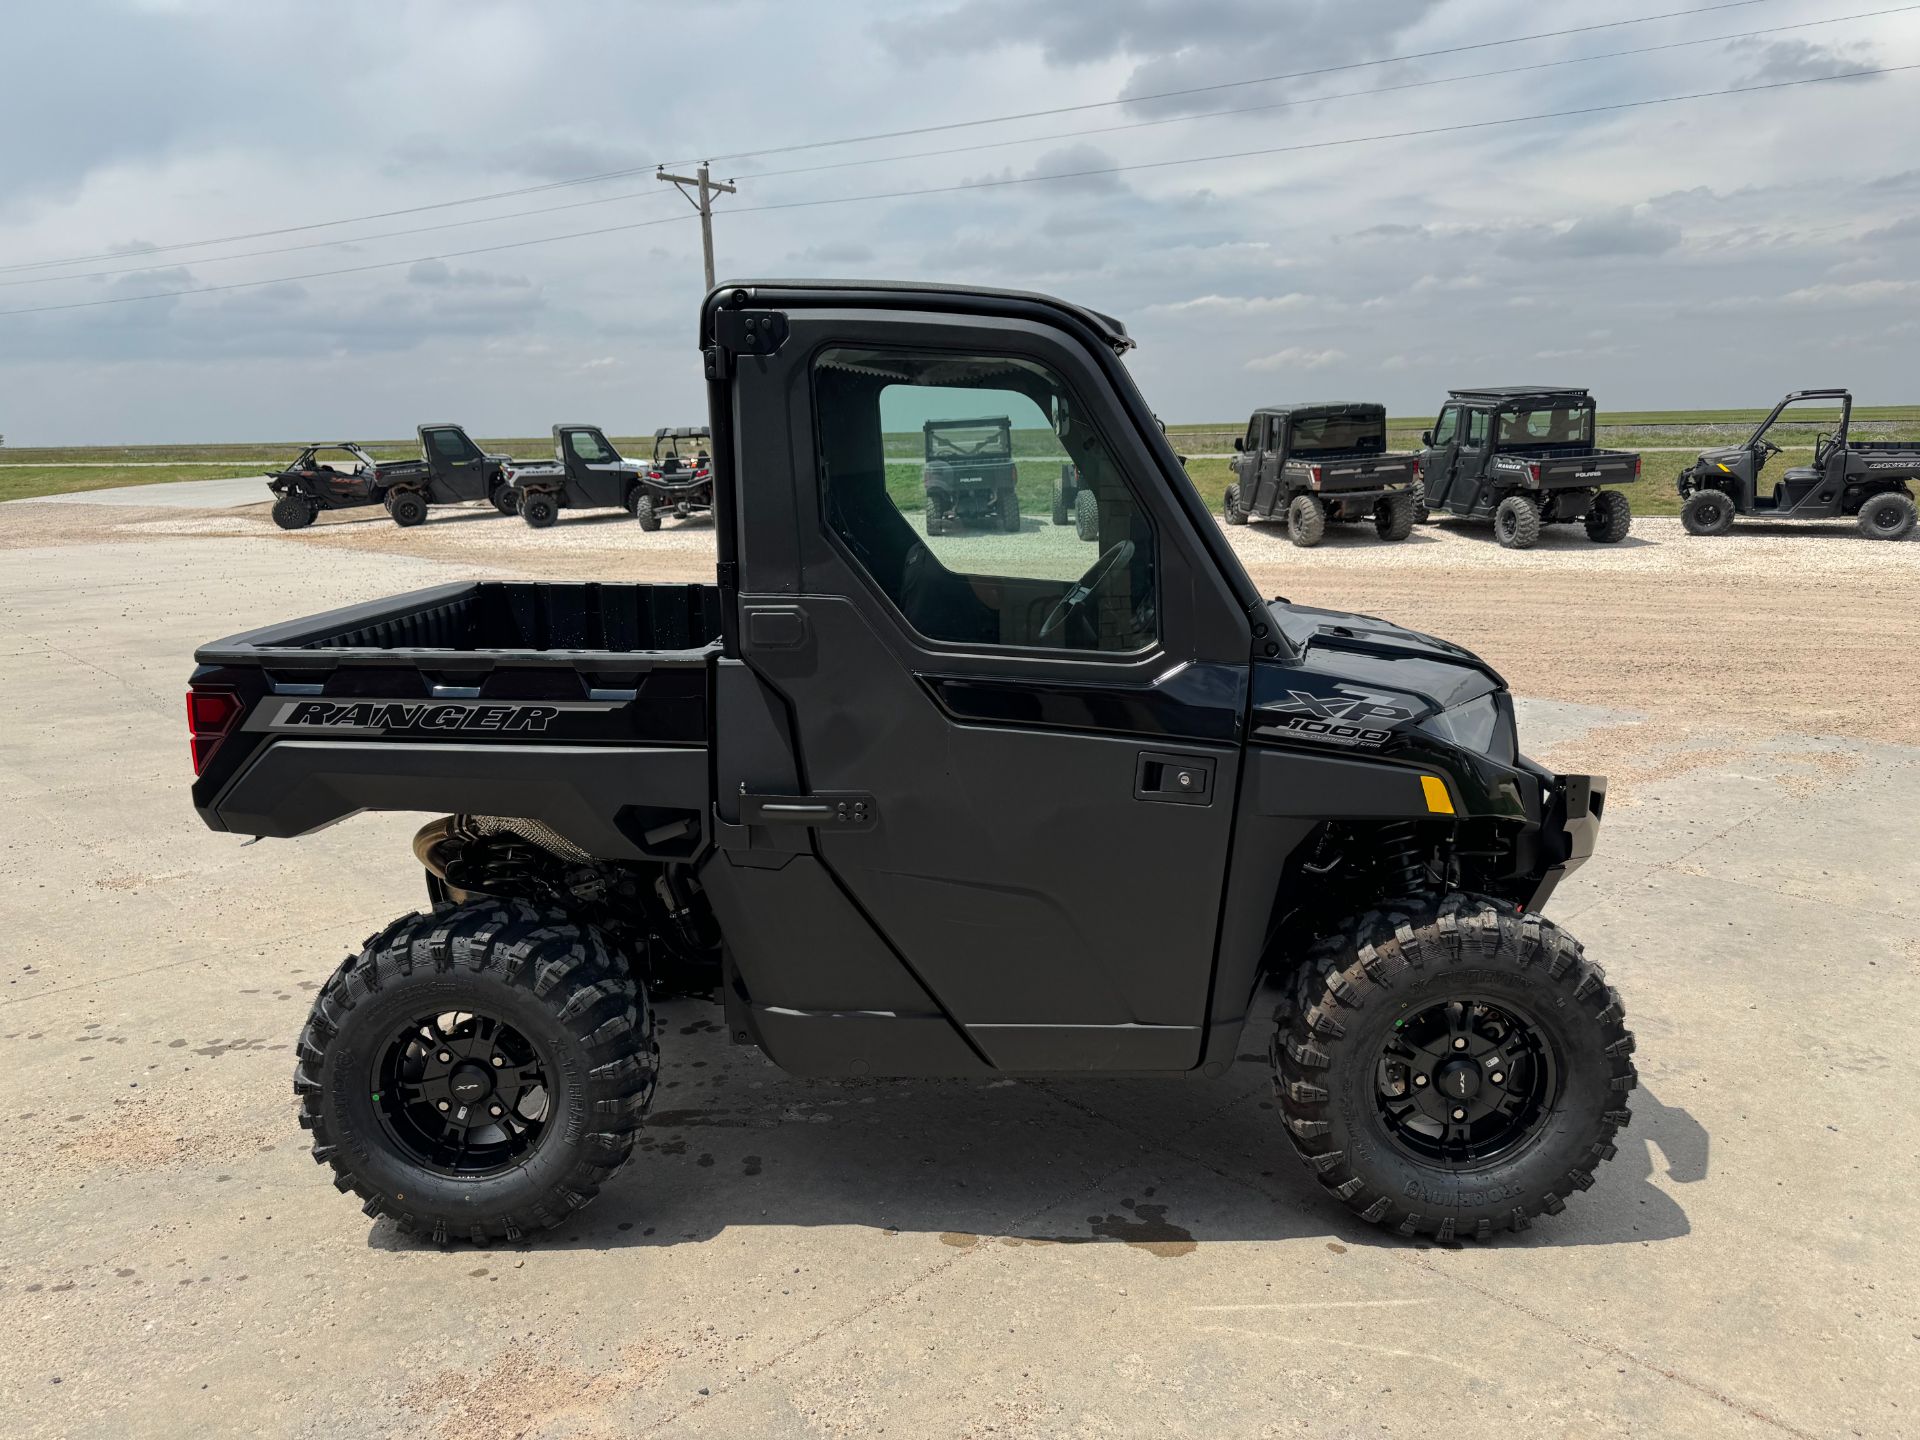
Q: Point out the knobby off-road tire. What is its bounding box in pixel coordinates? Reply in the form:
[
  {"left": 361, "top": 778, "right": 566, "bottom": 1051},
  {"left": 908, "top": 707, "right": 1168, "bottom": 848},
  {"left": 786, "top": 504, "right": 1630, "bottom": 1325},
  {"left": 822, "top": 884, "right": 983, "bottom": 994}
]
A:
[
  {"left": 634, "top": 495, "right": 661, "bottom": 532},
  {"left": 1681, "top": 488, "right": 1735, "bottom": 537},
  {"left": 295, "top": 901, "right": 657, "bottom": 1243},
  {"left": 1271, "top": 895, "right": 1635, "bottom": 1239},
  {"left": 1584, "top": 489, "right": 1631, "bottom": 544},
  {"left": 388, "top": 491, "right": 428, "bottom": 528},
  {"left": 1858, "top": 491, "right": 1917, "bottom": 541},
  {"left": 1409, "top": 478, "right": 1430, "bottom": 525},
  {"left": 490, "top": 486, "right": 520, "bottom": 517},
  {"left": 521, "top": 493, "right": 559, "bottom": 529},
  {"left": 1074, "top": 485, "right": 1100, "bottom": 542},
  {"left": 271, "top": 494, "right": 317, "bottom": 530},
  {"left": 1000, "top": 489, "right": 1022, "bottom": 533},
  {"left": 1052, "top": 468, "right": 1072, "bottom": 526},
  {"left": 1287, "top": 493, "right": 1326, "bottom": 548},
  {"left": 1222, "top": 482, "right": 1248, "bottom": 526},
  {"left": 1494, "top": 494, "right": 1541, "bottom": 549},
  {"left": 1375, "top": 491, "right": 1415, "bottom": 542}
]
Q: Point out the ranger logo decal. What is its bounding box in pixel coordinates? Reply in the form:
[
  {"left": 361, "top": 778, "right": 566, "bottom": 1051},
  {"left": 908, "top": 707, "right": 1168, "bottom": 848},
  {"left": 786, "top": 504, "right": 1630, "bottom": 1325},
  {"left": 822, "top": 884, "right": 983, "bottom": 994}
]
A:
[{"left": 247, "top": 696, "right": 624, "bottom": 735}]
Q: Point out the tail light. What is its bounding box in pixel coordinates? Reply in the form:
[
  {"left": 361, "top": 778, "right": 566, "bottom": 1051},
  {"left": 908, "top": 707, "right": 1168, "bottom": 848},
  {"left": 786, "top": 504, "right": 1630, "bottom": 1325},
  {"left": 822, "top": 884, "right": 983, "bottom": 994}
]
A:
[
  {"left": 1309, "top": 465, "right": 1322, "bottom": 488},
  {"left": 187, "top": 688, "right": 241, "bottom": 776},
  {"left": 1633, "top": 455, "right": 1642, "bottom": 477},
  {"left": 1527, "top": 463, "right": 1541, "bottom": 483},
  {"left": 649, "top": 469, "right": 662, "bottom": 480},
  {"left": 1411, "top": 459, "right": 1422, "bottom": 479}
]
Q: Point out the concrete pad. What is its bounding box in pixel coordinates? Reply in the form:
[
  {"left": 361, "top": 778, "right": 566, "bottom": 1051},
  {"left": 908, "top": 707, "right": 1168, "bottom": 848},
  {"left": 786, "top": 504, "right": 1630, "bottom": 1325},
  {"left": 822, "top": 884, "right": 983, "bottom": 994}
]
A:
[{"left": 1, "top": 532, "right": 1915, "bottom": 1440}]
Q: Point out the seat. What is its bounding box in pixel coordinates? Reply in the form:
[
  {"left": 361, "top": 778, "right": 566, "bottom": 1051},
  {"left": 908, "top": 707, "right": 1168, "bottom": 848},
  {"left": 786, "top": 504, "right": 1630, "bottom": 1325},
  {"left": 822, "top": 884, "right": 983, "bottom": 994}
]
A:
[{"left": 1776, "top": 469, "right": 1820, "bottom": 510}]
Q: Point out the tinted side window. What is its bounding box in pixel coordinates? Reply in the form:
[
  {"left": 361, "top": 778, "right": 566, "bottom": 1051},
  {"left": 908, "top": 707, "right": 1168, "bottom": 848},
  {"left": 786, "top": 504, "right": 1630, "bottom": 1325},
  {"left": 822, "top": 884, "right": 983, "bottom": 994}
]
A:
[
  {"left": 813, "top": 346, "right": 1157, "bottom": 654},
  {"left": 1433, "top": 406, "right": 1460, "bottom": 446},
  {"left": 1244, "top": 418, "right": 1261, "bottom": 453},
  {"left": 1464, "top": 409, "right": 1489, "bottom": 447},
  {"left": 568, "top": 431, "right": 613, "bottom": 462},
  {"left": 429, "top": 429, "right": 472, "bottom": 460}
]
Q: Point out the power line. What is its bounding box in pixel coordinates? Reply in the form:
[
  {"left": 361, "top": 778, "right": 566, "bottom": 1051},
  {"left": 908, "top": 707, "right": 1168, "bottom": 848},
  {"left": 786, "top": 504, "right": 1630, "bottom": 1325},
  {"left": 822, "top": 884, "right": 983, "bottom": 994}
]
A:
[
  {"left": 747, "top": 4, "right": 1920, "bottom": 183},
  {"left": 0, "top": 60, "right": 1908, "bottom": 320},
  {"left": 0, "top": 0, "right": 1780, "bottom": 276},
  {"left": 10, "top": 4, "right": 1902, "bottom": 292}
]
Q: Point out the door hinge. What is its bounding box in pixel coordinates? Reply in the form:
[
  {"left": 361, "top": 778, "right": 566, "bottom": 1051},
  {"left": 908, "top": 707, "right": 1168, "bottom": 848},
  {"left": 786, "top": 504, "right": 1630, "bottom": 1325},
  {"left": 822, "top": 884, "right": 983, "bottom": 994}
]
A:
[{"left": 709, "top": 310, "right": 790, "bottom": 380}]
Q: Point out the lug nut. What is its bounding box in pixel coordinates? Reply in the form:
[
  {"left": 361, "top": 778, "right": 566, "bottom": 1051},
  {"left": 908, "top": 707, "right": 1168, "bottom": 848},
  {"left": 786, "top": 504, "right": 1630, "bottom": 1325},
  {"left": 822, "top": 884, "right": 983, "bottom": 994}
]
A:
[
  {"left": 1491, "top": 1072, "right": 1505, "bottom": 1085},
  {"left": 1452, "top": 1108, "right": 1467, "bottom": 1121},
  {"left": 437, "top": 1050, "right": 451, "bottom": 1062},
  {"left": 1453, "top": 1038, "right": 1468, "bottom": 1050},
  {"left": 491, "top": 1056, "right": 505, "bottom": 1067},
  {"left": 489, "top": 1105, "right": 503, "bottom": 1117},
  {"left": 1413, "top": 1075, "right": 1429, "bottom": 1088},
  {"left": 436, "top": 1100, "right": 450, "bottom": 1112}
]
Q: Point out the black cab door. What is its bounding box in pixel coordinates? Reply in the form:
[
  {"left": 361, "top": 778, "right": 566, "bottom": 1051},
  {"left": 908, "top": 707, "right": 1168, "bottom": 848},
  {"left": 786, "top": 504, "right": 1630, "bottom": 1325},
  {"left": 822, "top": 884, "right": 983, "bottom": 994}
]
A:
[
  {"left": 1422, "top": 402, "right": 1463, "bottom": 510},
  {"left": 560, "top": 426, "right": 631, "bottom": 508},
  {"left": 1253, "top": 412, "right": 1288, "bottom": 513},
  {"left": 420, "top": 425, "right": 489, "bottom": 502},
  {"left": 718, "top": 299, "right": 1254, "bottom": 1072},
  {"left": 1453, "top": 406, "right": 1494, "bottom": 515}
]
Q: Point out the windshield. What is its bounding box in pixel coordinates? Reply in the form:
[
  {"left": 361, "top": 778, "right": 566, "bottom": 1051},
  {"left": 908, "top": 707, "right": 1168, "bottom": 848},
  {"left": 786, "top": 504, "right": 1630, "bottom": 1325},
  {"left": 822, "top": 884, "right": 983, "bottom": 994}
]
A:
[
  {"left": 1497, "top": 405, "right": 1593, "bottom": 448},
  {"left": 1289, "top": 412, "right": 1385, "bottom": 457},
  {"left": 925, "top": 421, "right": 1012, "bottom": 461}
]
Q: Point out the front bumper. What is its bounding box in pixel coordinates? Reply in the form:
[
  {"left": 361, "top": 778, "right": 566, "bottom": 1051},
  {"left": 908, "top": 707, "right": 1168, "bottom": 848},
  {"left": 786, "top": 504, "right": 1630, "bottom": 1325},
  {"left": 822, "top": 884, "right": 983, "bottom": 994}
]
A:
[{"left": 1527, "top": 771, "right": 1606, "bottom": 910}]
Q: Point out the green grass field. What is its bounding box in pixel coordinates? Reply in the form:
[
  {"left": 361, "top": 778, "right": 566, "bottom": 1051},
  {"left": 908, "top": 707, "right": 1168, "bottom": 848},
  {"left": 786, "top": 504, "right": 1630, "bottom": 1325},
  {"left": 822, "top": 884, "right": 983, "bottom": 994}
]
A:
[{"left": 4, "top": 407, "right": 1914, "bottom": 517}]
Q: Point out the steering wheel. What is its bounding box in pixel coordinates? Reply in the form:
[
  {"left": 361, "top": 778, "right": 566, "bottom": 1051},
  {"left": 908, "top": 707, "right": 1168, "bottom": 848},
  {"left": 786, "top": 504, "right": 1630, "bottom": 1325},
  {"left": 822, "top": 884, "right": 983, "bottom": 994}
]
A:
[
  {"left": 1758, "top": 439, "right": 1783, "bottom": 459},
  {"left": 1039, "top": 540, "right": 1134, "bottom": 639}
]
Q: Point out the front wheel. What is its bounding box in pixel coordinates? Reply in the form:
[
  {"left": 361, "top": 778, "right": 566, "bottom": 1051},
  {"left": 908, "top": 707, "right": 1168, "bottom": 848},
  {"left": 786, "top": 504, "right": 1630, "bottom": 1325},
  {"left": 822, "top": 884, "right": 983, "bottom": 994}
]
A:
[
  {"left": 1409, "top": 478, "right": 1430, "bottom": 524},
  {"left": 1222, "top": 482, "right": 1248, "bottom": 526},
  {"left": 1273, "top": 896, "right": 1634, "bottom": 1238},
  {"left": 1073, "top": 485, "right": 1099, "bottom": 542},
  {"left": 1680, "top": 488, "right": 1735, "bottom": 537},
  {"left": 294, "top": 903, "right": 657, "bottom": 1242},
  {"left": 1053, "top": 467, "right": 1072, "bottom": 526},
  {"left": 1858, "top": 491, "right": 1917, "bottom": 541},
  {"left": 521, "top": 493, "right": 559, "bottom": 529}
]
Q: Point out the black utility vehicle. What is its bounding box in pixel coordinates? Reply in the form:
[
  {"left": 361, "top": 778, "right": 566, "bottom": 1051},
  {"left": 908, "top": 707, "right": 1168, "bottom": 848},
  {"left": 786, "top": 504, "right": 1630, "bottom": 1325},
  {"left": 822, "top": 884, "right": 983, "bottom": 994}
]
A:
[
  {"left": 189, "top": 280, "right": 1630, "bottom": 1245},
  {"left": 1223, "top": 403, "right": 1420, "bottom": 547},
  {"left": 922, "top": 415, "right": 1021, "bottom": 534},
  {"left": 635, "top": 425, "right": 714, "bottom": 532},
  {"left": 267, "top": 426, "right": 518, "bottom": 530},
  {"left": 507, "top": 424, "right": 646, "bottom": 528},
  {"left": 1418, "top": 388, "right": 1638, "bottom": 549},
  {"left": 1676, "top": 389, "right": 1920, "bottom": 540},
  {"left": 1059, "top": 416, "right": 1184, "bottom": 540}
]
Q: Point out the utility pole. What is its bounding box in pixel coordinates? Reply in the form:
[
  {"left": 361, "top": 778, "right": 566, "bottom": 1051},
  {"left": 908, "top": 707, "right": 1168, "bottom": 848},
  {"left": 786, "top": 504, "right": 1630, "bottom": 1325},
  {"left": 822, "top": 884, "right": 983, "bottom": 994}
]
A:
[{"left": 656, "top": 162, "right": 737, "bottom": 291}]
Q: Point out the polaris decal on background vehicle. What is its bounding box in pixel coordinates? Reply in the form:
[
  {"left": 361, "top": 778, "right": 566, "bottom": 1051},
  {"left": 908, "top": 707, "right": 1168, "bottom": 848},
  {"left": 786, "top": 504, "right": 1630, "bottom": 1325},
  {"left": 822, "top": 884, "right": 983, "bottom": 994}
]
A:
[{"left": 248, "top": 698, "right": 623, "bottom": 734}]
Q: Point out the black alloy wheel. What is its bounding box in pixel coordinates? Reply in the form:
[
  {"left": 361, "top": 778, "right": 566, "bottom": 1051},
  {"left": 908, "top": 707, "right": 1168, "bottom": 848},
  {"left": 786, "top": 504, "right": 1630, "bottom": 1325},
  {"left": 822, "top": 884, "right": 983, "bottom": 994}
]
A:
[
  {"left": 375, "top": 1008, "right": 553, "bottom": 1175},
  {"left": 1373, "top": 996, "right": 1559, "bottom": 1165}
]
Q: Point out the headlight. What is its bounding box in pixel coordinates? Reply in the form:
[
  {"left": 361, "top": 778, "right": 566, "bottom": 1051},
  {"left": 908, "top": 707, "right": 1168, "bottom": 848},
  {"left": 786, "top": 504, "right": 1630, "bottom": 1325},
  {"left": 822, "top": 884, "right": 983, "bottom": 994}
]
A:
[{"left": 1417, "top": 693, "right": 1516, "bottom": 764}]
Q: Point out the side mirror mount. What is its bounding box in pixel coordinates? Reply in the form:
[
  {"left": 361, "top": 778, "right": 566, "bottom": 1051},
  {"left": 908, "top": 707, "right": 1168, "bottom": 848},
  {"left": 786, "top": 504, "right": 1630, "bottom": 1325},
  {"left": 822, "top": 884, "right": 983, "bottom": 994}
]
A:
[
  {"left": 1050, "top": 395, "right": 1072, "bottom": 440},
  {"left": 1421, "top": 430, "right": 1433, "bottom": 446},
  {"left": 1232, "top": 436, "right": 1244, "bottom": 452}
]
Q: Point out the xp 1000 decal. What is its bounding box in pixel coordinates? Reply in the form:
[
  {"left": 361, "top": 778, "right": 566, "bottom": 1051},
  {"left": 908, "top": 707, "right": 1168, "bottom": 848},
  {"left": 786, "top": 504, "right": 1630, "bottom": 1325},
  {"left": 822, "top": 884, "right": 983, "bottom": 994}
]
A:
[{"left": 1255, "top": 689, "right": 1416, "bottom": 750}]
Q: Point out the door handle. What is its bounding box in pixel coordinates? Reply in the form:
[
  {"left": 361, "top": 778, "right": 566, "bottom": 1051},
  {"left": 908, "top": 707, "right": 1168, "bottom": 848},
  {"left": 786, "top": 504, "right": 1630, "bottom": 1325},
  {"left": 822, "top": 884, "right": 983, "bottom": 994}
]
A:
[
  {"left": 1134, "top": 751, "right": 1216, "bottom": 806},
  {"left": 740, "top": 790, "right": 877, "bottom": 830}
]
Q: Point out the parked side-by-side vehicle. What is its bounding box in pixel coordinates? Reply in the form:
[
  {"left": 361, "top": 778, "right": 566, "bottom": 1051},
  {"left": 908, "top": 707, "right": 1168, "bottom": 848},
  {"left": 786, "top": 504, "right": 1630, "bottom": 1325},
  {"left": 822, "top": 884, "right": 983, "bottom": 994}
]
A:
[
  {"left": 190, "top": 279, "right": 1631, "bottom": 1246},
  {"left": 1677, "top": 388, "right": 1920, "bottom": 540},
  {"left": 507, "top": 424, "right": 646, "bottom": 527},
  {"left": 1223, "top": 402, "right": 1421, "bottom": 547},
  {"left": 635, "top": 425, "right": 714, "bottom": 532},
  {"left": 267, "top": 424, "right": 516, "bottom": 530},
  {"left": 922, "top": 415, "right": 1022, "bottom": 534},
  {"left": 1418, "top": 388, "right": 1638, "bottom": 548}
]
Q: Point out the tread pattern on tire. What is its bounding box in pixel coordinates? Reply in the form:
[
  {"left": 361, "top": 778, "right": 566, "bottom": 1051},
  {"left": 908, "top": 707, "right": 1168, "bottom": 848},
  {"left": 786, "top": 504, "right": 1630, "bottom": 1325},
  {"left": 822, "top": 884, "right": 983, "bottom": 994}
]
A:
[
  {"left": 1223, "top": 483, "right": 1248, "bottom": 526},
  {"left": 1287, "top": 493, "right": 1326, "bottom": 547},
  {"left": 1375, "top": 491, "right": 1415, "bottom": 542},
  {"left": 1074, "top": 485, "right": 1100, "bottom": 542},
  {"left": 1585, "top": 490, "right": 1631, "bottom": 543},
  {"left": 1681, "top": 489, "right": 1734, "bottom": 537},
  {"left": 1495, "top": 494, "right": 1541, "bottom": 549},
  {"left": 1269, "top": 894, "right": 1635, "bottom": 1237},
  {"left": 1859, "top": 491, "right": 1917, "bottom": 541},
  {"left": 293, "top": 900, "right": 657, "bottom": 1241}
]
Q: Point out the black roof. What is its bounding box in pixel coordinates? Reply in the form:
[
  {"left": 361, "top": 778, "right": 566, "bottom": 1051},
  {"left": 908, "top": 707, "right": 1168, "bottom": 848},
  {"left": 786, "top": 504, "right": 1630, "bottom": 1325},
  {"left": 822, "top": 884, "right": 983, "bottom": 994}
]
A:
[
  {"left": 1448, "top": 386, "right": 1592, "bottom": 404},
  {"left": 654, "top": 425, "right": 710, "bottom": 439},
  {"left": 924, "top": 415, "right": 1012, "bottom": 429},
  {"left": 1248, "top": 401, "right": 1385, "bottom": 418},
  {"left": 707, "top": 279, "right": 1133, "bottom": 353}
]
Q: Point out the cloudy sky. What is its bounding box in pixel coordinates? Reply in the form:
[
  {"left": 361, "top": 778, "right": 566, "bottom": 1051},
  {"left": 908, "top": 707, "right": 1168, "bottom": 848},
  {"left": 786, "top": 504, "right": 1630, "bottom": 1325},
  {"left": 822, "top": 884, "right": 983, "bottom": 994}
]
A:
[{"left": 0, "top": 0, "right": 1914, "bottom": 443}]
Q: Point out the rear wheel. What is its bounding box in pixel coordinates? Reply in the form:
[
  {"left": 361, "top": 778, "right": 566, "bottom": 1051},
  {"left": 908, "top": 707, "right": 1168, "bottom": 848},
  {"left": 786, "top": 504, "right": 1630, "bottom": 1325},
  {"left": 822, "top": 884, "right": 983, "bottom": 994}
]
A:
[
  {"left": 1680, "top": 488, "right": 1735, "bottom": 537},
  {"left": 1074, "top": 485, "right": 1099, "bottom": 542},
  {"left": 521, "top": 493, "right": 559, "bottom": 529},
  {"left": 1858, "top": 491, "right": 1917, "bottom": 541},
  {"left": 271, "top": 494, "right": 318, "bottom": 531},
  {"left": 1287, "top": 493, "right": 1326, "bottom": 548},
  {"left": 634, "top": 495, "right": 660, "bottom": 532},
  {"left": 294, "top": 902, "right": 657, "bottom": 1242},
  {"left": 1494, "top": 494, "right": 1541, "bottom": 549},
  {"left": 925, "top": 508, "right": 948, "bottom": 537},
  {"left": 1374, "top": 491, "right": 1415, "bottom": 542},
  {"left": 490, "top": 486, "right": 519, "bottom": 517},
  {"left": 1584, "top": 489, "right": 1631, "bottom": 543},
  {"left": 1272, "top": 896, "right": 1634, "bottom": 1238},
  {"left": 1223, "top": 482, "right": 1248, "bottom": 526},
  {"left": 388, "top": 491, "right": 428, "bottom": 528},
  {"left": 1000, "top": 489, "right": 1022, "bottom": 532}
]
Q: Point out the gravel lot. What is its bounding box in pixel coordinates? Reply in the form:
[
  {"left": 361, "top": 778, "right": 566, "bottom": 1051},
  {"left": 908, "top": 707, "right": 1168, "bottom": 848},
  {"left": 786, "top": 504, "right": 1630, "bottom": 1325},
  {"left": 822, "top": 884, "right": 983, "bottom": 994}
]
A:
[{"left": 3, "top": 493, "right": 1918, "bottom": 1438}]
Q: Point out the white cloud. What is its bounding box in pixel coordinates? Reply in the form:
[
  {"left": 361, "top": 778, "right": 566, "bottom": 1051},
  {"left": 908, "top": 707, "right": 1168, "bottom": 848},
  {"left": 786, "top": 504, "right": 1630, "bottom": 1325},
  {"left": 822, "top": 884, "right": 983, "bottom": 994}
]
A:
[
  {"left": 1147, "top": 292, "right": 1311, "bottom": 315},
  {"left": 1245, "top": 346, "right": 1346, "bottom": 372}
]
